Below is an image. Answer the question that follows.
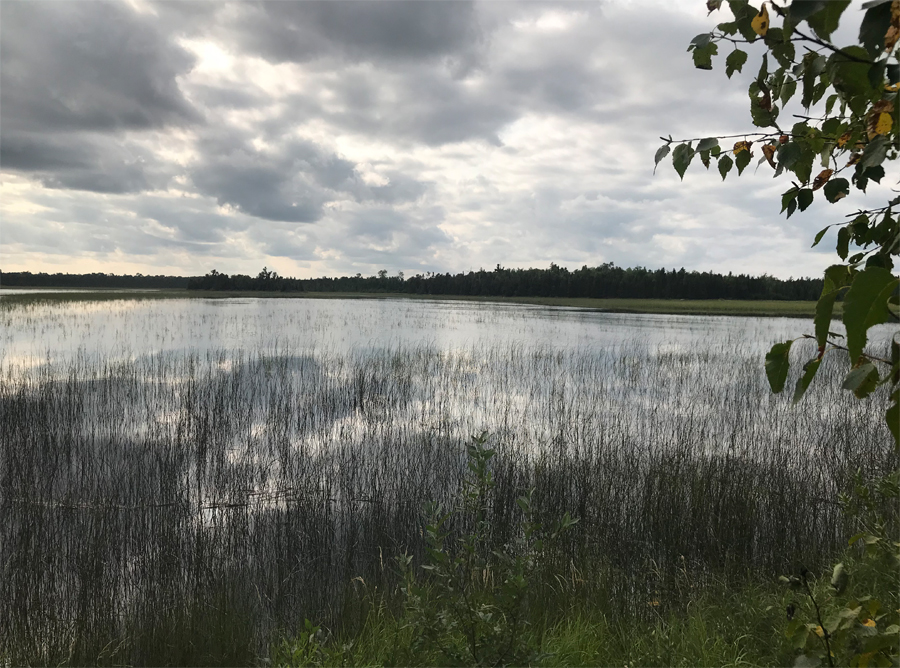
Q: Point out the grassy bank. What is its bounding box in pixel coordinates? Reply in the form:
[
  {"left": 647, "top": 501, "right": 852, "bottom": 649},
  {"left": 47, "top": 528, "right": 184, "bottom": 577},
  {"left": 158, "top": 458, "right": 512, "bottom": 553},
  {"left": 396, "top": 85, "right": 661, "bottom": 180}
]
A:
[
  {"left": 269, "top": 577, "right": 797, "bottom": 667},
  {"left": 0, "top": 287, "right": 829, "bottom": 317}
]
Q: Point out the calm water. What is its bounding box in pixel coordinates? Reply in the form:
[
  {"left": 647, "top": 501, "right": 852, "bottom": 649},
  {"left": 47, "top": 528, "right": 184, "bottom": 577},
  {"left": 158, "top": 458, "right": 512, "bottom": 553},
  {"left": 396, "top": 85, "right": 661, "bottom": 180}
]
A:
[
  {"left": 0, "top": 294, "right": 879, "bottom": 364},
  {"left": 2, "top": 295, "right": 895, "bottom": 661}
]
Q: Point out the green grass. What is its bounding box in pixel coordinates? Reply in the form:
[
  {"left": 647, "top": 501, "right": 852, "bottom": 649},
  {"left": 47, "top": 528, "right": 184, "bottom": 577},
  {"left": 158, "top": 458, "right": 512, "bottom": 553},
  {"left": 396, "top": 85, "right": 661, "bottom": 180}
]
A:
[
  {"left": 268, "top": 577, "right": 797, "bottom": 667},
  {"left": 0, "top": 287, "right": 828, "bottom": 317}
]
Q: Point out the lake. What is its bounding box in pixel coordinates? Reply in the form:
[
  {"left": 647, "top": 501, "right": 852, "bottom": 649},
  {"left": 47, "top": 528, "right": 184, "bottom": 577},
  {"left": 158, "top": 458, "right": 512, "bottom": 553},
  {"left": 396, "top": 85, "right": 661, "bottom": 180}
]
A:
[{"left": 1, "top": 295, "right": 894, "bottom": 663}]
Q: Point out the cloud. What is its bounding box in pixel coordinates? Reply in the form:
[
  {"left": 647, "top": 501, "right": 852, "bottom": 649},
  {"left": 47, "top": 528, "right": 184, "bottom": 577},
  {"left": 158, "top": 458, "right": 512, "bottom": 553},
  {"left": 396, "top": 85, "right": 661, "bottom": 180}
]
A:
[
  {"left": 1, "top": 133, "right": 171, "bottom": 194},
  {"left": 188, "top": 131, "right": 429, "bottom": 223},
  {"left": 0, "top": 0, "right": 870, "bottom": 279},
  {"left": 215, "top": 1, "right": 484, "bottom": 66},
  {"left": 1, "top": 1, "right": 198, "bottom": 134},
  {"left": 0, "top": 0, "right": 199, "bottom": 195}
]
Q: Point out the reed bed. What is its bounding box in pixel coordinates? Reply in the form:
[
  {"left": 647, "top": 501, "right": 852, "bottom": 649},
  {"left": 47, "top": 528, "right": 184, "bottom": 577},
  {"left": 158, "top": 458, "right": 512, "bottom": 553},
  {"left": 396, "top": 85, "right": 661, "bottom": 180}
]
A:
[{"left": 0, "top": 302, "right": 895, "bottom": 665}]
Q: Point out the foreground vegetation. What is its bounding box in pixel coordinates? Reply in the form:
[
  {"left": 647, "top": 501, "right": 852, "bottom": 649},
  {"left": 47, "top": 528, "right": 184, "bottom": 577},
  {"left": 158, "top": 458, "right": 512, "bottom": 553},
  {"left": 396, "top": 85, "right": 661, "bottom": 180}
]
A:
[
  {"left": 1, "top": 324, "right": 894, "bottom": 665},
  {"left": 270, "top": 446, "right": 898, "bottom": 667}
]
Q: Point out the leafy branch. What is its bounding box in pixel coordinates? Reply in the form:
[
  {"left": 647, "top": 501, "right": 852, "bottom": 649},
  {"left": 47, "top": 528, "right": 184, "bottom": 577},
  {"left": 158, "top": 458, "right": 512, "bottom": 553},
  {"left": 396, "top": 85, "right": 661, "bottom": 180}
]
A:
[{"left": 661, "top": 0, "right": 900, "bottom": 447}]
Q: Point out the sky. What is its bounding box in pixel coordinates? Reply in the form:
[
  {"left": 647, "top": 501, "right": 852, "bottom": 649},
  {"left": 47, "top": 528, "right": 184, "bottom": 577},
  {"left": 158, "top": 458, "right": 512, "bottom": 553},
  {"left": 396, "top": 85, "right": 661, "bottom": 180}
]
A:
[{"left": 0, "top": 0, "right": 888, "bottom": 280}]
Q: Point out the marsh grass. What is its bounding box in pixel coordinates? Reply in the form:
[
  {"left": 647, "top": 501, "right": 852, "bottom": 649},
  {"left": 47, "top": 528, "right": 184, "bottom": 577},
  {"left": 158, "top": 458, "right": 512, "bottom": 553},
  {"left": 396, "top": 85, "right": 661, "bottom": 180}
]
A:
[
  {"left": 0, "top": 314, "right": 894, "bottom": 664},
  {"left": 270, "top": 574, "right": 797, "bottom": 667}
]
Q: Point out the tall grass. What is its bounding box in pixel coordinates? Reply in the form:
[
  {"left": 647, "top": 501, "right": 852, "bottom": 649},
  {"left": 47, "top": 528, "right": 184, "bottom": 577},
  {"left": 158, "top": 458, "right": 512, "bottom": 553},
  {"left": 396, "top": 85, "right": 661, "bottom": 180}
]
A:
[{"left": 0, "top": 305, "right": 895, "bottom": 664}]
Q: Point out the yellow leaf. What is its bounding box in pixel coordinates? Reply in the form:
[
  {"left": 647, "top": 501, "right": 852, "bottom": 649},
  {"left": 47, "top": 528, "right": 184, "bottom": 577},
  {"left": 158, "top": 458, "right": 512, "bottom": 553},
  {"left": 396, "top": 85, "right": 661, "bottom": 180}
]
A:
[
  {"left": 733, "top": 140, "right": 752, "bottom": 155},
  {"left": 762, "top": 144, "right": 777, "bottom": 168},
  {"left": 814, "top": 625, "right": 825, "bottom": 637},
  {"left": 752, "top": 3, "right": 769, "bottom": 37},
  {"left": 837, "top": 132, "right": 852, "bottom": 148},
  {"left": 862, "top": 618, "right": 877, "bottom": 627},
  {"left": 876, "top": 112, "right": 893, "bottom": 135}
]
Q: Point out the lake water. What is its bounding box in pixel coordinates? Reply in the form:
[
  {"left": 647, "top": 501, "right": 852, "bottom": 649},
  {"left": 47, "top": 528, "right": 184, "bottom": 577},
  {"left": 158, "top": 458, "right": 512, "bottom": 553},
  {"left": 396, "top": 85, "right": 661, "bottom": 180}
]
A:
[
  {"left": 1, "top": 295, "right": 895, "bottom": 660},
  {"left": 0, "top": 294, "right": 879, "bottom": 363}
]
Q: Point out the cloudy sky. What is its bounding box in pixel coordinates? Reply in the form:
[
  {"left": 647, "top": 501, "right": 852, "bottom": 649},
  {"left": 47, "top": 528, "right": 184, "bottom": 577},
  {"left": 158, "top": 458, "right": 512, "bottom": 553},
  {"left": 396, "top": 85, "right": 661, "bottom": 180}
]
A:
[{"left": 0, "top": 0, "right": 886, "bottom": 279}]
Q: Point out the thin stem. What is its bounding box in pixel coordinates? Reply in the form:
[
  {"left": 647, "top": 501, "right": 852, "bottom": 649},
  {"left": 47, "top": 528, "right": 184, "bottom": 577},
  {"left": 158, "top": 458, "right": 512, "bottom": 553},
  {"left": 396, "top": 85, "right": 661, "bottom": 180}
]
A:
[
  {"left": 802, "top": 571, "right": 835, "bottom": 668},
  {"left": 804, "top": 335, "right": 896, "bottom": 364},
  {"left": 661, "top": 131, "right": 786, "bottom": 144}
]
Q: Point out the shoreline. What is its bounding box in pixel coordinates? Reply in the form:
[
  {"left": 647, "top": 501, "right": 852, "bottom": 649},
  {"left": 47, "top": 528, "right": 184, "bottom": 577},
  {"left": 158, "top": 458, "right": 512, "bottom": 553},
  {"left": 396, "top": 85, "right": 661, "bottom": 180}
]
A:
[{"left": 0, "top": 287, "right": 829, "bottom": 318}]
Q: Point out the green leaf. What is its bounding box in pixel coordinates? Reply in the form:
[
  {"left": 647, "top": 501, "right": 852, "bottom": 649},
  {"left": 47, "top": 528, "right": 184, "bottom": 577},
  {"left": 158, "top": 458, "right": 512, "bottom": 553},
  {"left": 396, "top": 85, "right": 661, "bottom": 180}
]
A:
[
  {"left": 806, "top": 0, "right": 850, "bottom": 40},
  {"left": 837, "top": 227, "right": 850, "bottom": 260},
  {"left": 735, "top": 148, "right": 751, "bottom": 175},
  {"left": 823, "top": 178, "right": 850, "bottom": 203},
  {"left": 793, "top": 358, "right": 821, "bottom": 403},
  {"left": 718, "top": 153, "right": 733, "bottom": 180},
  {"left": 654, "top": 144, "right": 671, "bottom": 174},
  {"left": 842, "top": 361, "right": 880, "bottom": 398},
  {"left": 855, "top": 165, "right": 885, "bottom": 193},
  {"left": 816, "top": 265, "right": 852, "bottom": 347},
  {"left": 782, "top": 187, "right": 800, "bottom": 213},
  {"left": 696, "top": 137, "right": 719, "bottom": 152},
  {"left": 787, "top": 0, "right": 828, "bottom": 24},
  {"left": 690, "top": 33, "right": 712, "bottom": 49},
  {"left": 786, "top": 198, "right": 797, "bottom": 217},
  {"left": 793, "top": 151, "right": 815, "bottom": 185},
  {"left": 843, "top": 266, "right": 900, "bottom": 362},
  {"left": 780, "top": 78, "right": 797, "bottom": 105},
  {"left": 826, "top": 47, "right": 875, "bottom": 101},
  {"left": 801, "top": 54, "right": 828, "bottom": 108},
  {"left": 777, "top": 141, "right": 803, "bottom": 169},
  {"left": 770, "top": 36, "right": 795, "bottom": 69},
  {"left": 692, "top": 41, "right": 718, "bottom": 70},
  {"left": 750, "top": 100, "right": 778, "bottom": 128},
  {"left": 886, "top": 396, "right": 899, "bottom": 447},
  {"left": 699, "top": 149, "right": 712, "bottom": 168},
  {"left": 757, "top": 51, "right": 769, "bottom": 82},
  {"left": 725, "top": 49, "right": 748, "bottom": 78},
  {"left": 765, "top": 340, "right": 793, "bottom": 393},
  {"left": 861, "top": 135, "right": 889, "bottom": 171},
  {"left": 811, "top": 226, "right": 830, "bottom": 247},
  {"left": 797, "top": 189, "right": 814, "bottom": 212},
  {"left": 672, "top": 143, "right": 695, "bottom": 180},
  {"left": 859, "top": 1, "right": 893, "bottom": 59}
]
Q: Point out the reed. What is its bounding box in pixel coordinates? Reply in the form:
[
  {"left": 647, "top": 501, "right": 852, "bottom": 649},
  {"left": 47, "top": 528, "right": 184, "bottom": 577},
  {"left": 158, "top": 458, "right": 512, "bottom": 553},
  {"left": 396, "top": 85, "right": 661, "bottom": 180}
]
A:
[{"left": 0, "top": 303, "right": 894, "bottom": 665}]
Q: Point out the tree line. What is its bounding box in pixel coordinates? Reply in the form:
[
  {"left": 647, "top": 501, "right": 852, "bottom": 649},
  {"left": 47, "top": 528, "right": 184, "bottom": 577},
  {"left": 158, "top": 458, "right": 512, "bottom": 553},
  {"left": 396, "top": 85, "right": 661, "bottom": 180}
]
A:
[
  {"left": 3, "top": 264, "right": 824, "bottom": 301},
  {"left": 302, "top": 263, "right": 822, "bottom": 300},
  {"left": 1, "top": 271, "right": 191, "bottom": 289}
]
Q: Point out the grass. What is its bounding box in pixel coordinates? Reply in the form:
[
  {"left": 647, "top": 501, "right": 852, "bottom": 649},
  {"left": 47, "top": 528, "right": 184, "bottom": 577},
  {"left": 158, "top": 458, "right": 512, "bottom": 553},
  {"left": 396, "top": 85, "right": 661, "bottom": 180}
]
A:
[
  {"left": 269, "top": 576, "right": 797, "bottom": 667},
  {"left": 0, "top": 300, "right": 892, "bottom": 665},
  {"left": 0, "top": 287, "right": 830, "bottom": 317}
]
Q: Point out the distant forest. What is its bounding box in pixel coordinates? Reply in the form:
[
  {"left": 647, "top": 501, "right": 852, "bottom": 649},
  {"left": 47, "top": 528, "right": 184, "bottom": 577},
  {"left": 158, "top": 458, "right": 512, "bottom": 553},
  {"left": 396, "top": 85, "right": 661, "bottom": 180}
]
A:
[
  {"left": 3, "top": 264, "right": 823, "bottom": 301},
  {"left": 1, "top": 271, "right": 191, "bottom": 289}
]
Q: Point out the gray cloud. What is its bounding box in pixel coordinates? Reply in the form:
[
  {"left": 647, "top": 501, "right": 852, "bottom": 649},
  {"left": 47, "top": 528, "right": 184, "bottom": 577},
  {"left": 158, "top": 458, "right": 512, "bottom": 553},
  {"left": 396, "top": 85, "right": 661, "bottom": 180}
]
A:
[
  {"left": 1, "top": 1, "right": 198, "bottom": 133},
  {"left": 216, "top": 1, "right": 484, "bottom": 66},
  {"left": 189, "top": 131, "right": 429, "bottom": 222},
  {"left": 1, "top": 133, "right": 170, "bottom": 194},
  {"left": 0, "top": 0, "right": 199, "bottom": 195}
]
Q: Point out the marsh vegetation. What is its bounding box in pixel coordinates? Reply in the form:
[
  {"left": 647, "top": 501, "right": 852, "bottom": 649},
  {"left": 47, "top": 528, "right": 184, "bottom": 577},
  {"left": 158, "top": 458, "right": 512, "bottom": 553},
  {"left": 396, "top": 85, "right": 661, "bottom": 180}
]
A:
[{"left": 0, "top": 297, "right": 894, "bottom": 665}]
